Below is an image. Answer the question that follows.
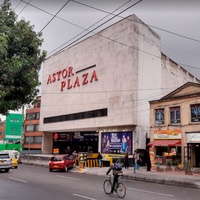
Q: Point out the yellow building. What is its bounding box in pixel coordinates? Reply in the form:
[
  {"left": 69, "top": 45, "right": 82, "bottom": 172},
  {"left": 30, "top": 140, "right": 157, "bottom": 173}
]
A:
[{"left": 149, "top": 82, "right": 200, "bottom": 168}]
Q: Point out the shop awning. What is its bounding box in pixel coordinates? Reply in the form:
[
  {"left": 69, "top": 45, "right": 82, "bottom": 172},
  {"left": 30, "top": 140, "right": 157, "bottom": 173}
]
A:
[{"left": 147, "top": 140, "right": 181, "bottom": 147}]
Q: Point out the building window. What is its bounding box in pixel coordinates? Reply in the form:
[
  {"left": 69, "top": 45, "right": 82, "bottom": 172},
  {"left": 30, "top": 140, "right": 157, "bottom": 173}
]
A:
[
  {"left": 44, "top": 108, "right": 108, "bottom": 124},
  {"left": 25, "top": 124, "right": 39, "bottom": 132},
  {"left": 26, "top": 112, "right": 40, "bottom": 120},
  {"left": 170, "top": 106, "right": 180, "bottom": 124},
  {"left": 0, "top": 131, "right": 2, "bottom": 135},
  {"left": 191, "top": 104, "right": 200, "bottom": 122},
  {"left": 33, "top": 136, "right": 42, "bottom": 144},
  {"left": 25, "top": 136, "right": 33, "bottom": 144},
  {"left": 155, "top": 108, "right": 164, "bottom": 125},
  {"left": 35, "top": 124, "right": 39, "bottom": 131},
  {"left": 24, "top": 136, "right": 42, "bottom": 144}
]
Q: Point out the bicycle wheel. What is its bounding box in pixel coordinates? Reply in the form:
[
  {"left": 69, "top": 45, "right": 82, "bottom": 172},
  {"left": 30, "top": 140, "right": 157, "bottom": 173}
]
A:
[
  {"left": 116, "top": 182, "right": 126, "bottom": 198},
  {"left": 103, "top": 180, "right": 112, "bottom": 194}
]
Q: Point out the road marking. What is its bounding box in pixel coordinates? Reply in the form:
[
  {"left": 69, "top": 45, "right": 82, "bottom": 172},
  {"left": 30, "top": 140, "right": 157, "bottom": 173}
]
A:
[
  {"left": 56, "top": 175, "right": 79, "bottom": 180},
  {"left": 73, "top": 193, "right": 98, "bottom": 200},
  {"left": 128, "top": 188, "right": 174, "bottom": 197},
  {"left": 9, "top": 177, "right": 28, "bottom": 183}
]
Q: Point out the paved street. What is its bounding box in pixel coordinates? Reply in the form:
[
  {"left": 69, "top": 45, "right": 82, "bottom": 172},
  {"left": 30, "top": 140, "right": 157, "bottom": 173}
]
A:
[
  {"left": 21, "top": 155, "right": 200, "bottom": 190},
  {"left": 1, "top": 164, "right": 200, "bottom": 200}
]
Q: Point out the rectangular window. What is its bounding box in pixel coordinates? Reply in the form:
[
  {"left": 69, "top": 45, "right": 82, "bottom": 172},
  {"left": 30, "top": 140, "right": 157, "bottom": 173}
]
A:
[
  {"left": 191, "top": 104, "right": 200, "bottom": 122},
  {"left": 155, "top": 108, "right": 164, "bottom": 125},
  {"left": 33, "top": 136, "right": 42, "bottom": 144},
  {"left": 26, "top": 112, "right": 40, "bottom": 120},
  {"left": 25, "top": 136, "right": 42, "bottom": 144},
  {"left": 25, "top": 124, "right": 34, "bottom": 132},
  {"left": 170, "top": 106, "right": 180, "bottom": 124},
  {"left": 44, "top": 108, "right": 108, "bottom": 124},
  {"left": 25, "top": 136, "right": 33, "bottom": 144},
  {"left": 25, "top": 124, "right": 39, "bottom": 132}
]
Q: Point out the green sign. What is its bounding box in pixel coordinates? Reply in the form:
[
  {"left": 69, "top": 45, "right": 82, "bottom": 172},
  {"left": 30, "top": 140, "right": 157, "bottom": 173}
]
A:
[{"left": 4, "top": 113, "right": 23, "bottom": 140}]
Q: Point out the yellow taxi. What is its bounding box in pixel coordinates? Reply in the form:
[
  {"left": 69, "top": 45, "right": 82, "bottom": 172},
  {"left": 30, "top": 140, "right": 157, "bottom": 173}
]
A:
[{"left": 10, "top": 154, "right": 19, "bottom": 168}]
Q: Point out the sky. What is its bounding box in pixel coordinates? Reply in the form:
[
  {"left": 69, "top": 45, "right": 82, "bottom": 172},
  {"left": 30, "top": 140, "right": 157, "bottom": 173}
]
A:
[{"left": 1, "top": 0, "right": 200, "bottom": 120}]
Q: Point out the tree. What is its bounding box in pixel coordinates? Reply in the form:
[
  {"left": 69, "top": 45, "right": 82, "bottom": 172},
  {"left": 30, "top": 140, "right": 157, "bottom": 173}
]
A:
[{"left": 0, "top": 0, "right": 46, "bottom": 114}]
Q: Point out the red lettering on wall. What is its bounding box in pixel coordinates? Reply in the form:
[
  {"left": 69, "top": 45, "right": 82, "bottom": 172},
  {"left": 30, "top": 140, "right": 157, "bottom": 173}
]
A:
[
  {"left": 82, "top": 73, "right": 88, "bottom": 85},
  {"left": 52, "top": 73, "right": 56, "bottom": 82},
  {"left": 90, "top": 70, "right": 98, "bottom": 82},
  {"left": 47, "top": 75, "right": 52, "bottom": 84},
  {"left": 60, "top": 81, "right": 66, "bottom": 91},
  {"left": 62, "top": 69, "right": 67, "bottom": 79},
  {"left": 73, "top": 77, "right": 80, "bottom": 88},
  {"left": 57, "top": 71, "right": 62, "bottom": 81},
  {"left": 48, "top": 66, "right": 98, "bottom": 91},
  {"left": 68, "top": 66, "right": 74, "bottom": 77},
  {"left": 67, "top": 79, "right": 72, "bottom": 89}
]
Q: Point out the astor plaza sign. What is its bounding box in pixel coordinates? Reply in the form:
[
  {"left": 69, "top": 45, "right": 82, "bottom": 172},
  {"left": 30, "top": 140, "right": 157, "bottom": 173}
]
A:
[{"left": 46, "top": 66, "right": 98, "bottom": 91}]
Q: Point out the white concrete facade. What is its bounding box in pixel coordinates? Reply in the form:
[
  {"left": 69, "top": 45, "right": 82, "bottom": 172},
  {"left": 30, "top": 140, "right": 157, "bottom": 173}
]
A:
[{"left": 40, "top": 14, "right": 199, "bottom": 153}]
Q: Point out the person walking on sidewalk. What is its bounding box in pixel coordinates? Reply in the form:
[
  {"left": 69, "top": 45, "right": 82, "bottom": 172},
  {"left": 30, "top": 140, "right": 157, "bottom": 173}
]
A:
[
  {"left": 97, "top": 152, "right": 103, "bottom": 167},
  {"left": 133, "top": 150, "right": 140, "bottom": 170},
  {"left": 124, "top": 152, "right": 129, "bottom": 169}
]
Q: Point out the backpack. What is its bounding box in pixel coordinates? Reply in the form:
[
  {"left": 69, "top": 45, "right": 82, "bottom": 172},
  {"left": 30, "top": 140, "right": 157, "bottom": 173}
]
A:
[{"left": 114, "top": 163, "right": 122, "bottom": 171}]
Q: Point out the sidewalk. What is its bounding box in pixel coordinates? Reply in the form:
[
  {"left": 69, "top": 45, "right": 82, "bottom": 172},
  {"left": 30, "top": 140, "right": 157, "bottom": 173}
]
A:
[{"left": 20, "top": 155, "right": 200, "bottom": 189}]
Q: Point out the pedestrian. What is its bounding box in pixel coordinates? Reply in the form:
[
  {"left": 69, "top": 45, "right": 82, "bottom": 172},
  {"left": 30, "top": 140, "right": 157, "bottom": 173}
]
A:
[
  {"left": 133, "top": 150, "right": 140, "bottom": 170},
  {"left": 97, "top": 152, "right": 103, "bottom": 167},
  {"left": 145, "top": 149, "right": 151, "bottom": 171},
  {"left": 106, "top": 159, "right": 123, "bottom": 193},
  {"left": 66, "top": 146, "right": 71, "bottom": 154},
  {"left": 124, "top": 152, "right": 129, "bottom": 169}
]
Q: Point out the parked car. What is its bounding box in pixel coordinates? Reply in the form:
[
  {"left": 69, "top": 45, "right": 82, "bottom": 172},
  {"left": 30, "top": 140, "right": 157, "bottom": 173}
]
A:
[
  {"left": 49, "top": 154, "right": 76, "bottom": 172},
  {"left": 0, "top": 153, "right": 12, "bottom": 172}
]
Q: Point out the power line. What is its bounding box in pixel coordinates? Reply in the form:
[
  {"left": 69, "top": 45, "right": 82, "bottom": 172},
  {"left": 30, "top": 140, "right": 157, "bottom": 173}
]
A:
[
  {"left": 17, "top": 0, "right": 31, "bottom": 16},
  {"left": 52, "top": 0, "right": 143, "bottom": 55},
  {"left": 17, "top": 0, "right": 200, "bottom": 72},
  {"left": 72, "top": 0, "right": 200, "bottom": 43},
  {"left": 40, "top": 0, "right": 71, "bottom": 32},
  {"left": 19, "top": 0, "right": 71, "bottom": 32},
  {"left": 48, "top": 0, "right": 134, "bottom": 55}
]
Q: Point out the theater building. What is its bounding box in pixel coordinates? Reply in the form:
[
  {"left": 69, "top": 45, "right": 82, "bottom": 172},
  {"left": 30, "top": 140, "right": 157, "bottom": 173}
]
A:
[{"left": 39, "top": 14, "right": 199, "bottom": 158}]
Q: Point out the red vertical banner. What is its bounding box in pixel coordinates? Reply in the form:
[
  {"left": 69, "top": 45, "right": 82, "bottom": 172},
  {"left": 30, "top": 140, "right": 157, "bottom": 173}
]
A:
[{"left": 149, "top": 147, "right": 156, "bottom": 171}]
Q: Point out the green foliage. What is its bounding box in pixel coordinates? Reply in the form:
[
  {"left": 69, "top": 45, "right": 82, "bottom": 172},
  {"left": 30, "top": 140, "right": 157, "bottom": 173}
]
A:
[{"left": 0, "top": 0, "right": 46, "bottom": 114}]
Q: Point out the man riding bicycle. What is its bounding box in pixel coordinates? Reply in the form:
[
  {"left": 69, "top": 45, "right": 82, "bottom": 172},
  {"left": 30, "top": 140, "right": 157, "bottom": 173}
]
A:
[{"left": 106, "top": 159, "right": 123, "bottom": 193}]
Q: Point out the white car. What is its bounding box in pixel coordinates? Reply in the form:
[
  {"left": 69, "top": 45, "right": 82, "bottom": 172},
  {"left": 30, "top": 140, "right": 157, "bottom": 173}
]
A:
[{"left": 0, "top": 153, "right": 12, "bottom": 172}]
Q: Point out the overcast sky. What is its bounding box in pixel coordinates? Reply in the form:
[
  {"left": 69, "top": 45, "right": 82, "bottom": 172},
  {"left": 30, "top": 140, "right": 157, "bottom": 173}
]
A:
[
  {"left": 6, "top": 0, "right": 200, "bottom": 77},
  {"left": 1, "top": 0, "right": 200, "bottom": 119}
]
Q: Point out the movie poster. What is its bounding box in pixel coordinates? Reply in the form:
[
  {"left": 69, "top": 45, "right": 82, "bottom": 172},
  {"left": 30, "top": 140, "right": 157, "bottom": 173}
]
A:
[{"left": 101, "top": 132, "right": 132, "bottom": 154}]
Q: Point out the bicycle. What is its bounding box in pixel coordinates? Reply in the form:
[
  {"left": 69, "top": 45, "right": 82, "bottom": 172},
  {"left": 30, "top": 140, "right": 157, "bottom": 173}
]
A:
[{"left": 103, "top": 174, "right": 126, "bottom": 198}]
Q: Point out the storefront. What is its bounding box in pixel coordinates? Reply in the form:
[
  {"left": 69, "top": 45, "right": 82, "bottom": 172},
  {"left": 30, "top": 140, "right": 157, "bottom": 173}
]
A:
[
  {"left": 52, "top": 132, "right": 98, "bottom": 154},
  {"left": 186, "top": 133, "right": 200, "bottom": 167},
  {"left": 148, "top": 130, "right": 182, "bottom": 165}
]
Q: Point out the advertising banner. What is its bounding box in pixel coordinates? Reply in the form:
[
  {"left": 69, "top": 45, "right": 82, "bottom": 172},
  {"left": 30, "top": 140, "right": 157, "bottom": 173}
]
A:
[
  {"left": 101, "top": 132, "right": 132, "bottom": 154},
  {"left": 4, "top": 113, "right": 23, "bottom": 140}
]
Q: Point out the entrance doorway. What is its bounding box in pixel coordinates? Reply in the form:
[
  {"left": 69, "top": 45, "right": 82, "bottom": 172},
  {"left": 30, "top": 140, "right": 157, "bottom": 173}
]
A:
[{"left": 195, "top": 145, "right": 200, "bottom": 167}]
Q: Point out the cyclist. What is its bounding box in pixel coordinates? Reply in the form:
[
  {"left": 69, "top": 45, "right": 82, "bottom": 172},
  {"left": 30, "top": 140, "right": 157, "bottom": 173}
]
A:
[{"left": 106, "top": 159, "right": 123, "bottom": 193}]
